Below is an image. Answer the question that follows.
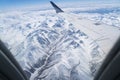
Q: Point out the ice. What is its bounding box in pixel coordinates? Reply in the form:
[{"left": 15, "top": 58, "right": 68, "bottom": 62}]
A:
[{"left": 0, "top": 6, "right": 120, "bottom": 80}]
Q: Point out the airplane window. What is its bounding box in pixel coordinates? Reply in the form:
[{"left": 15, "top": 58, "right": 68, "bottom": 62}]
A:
[{"left": 0, "top": 0, "right": 120, "bottom": 80}]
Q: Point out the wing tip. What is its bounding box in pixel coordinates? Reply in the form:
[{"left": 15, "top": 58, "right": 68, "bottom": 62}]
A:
[{"left": 50, "top": 1, "right": 64, "bottom": 13}]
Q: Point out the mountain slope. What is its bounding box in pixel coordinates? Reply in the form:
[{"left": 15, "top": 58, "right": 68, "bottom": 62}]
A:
[{"left": 0, "top": 7, "right": 120, "bottom": 80}]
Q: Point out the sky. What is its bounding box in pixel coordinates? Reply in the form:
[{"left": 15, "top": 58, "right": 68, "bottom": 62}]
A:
[{"left": 0, "top": 0, "right": 120, "bottom": 10}]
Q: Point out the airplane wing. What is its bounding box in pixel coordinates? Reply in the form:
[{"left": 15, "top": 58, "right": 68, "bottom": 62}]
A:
[
  {"left": 63, "top": 14, "right": 120, "bottom": 53},
  {"left": 50, "top": 1, "right": 120, "bottom": 54},
  {"left": 50, "top": 1, "right": 64, "bottom": 13}
]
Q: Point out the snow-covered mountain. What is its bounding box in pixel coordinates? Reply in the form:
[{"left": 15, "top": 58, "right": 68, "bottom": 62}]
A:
[
  {"left": 0, "top": 6, "right": 120, "bottom": 80},
  {"left": 69, "top": 7, "right": 120, "bottom": 28}
]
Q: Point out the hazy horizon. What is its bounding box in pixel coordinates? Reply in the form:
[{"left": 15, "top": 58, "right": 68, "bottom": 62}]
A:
[{"left": 0, "top": 0, "right": 120, "bottom": 11}]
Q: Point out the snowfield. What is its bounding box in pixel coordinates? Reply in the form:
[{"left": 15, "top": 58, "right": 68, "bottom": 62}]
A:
[{"left": 0, "top": 6, "right": 120, "bottom": 80}]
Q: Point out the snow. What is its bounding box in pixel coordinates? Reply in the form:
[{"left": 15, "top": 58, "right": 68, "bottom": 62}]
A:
[
  {"left": 60, "top": 13, "right": 120, "bottom": 54},
  {"left": 0, "top": 6, "right": 120, "bottom": 80}
]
